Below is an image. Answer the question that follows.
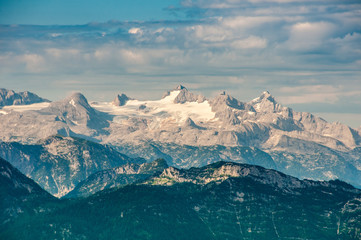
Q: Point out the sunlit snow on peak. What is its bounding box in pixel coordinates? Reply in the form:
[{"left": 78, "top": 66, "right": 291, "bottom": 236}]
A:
[
  {"left": 1, "top": 102, "right": 51, "bottom": 112},
  {"left": 91, "top": 90, "right": 215, "bottom": 125},
  {"left": 69, "top": 99, "right": 76, "bottom": 107}
]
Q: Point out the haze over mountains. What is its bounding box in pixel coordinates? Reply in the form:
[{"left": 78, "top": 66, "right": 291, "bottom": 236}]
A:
[{"left": 0, "top": 86, "right": 361, "bottom": 193}]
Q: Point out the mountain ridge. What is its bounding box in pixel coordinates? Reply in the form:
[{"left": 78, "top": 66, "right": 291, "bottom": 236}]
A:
[
  {"left": 0, "top": 88, "right": 49, "bottom": 107},
  {"left": 0, "top": 85, "right": 360, "bottom": 189},
  {"left": 1, "top": 158, "right": 361, "bottom": 239},
  {"left": 0, "top": 135, "right": 145, "bottom": 197},
  {"left": 0, "top": 157, "right": 55, "bottom": 225}
]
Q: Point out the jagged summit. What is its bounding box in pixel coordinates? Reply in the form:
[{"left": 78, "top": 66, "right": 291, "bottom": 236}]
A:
[
  {"left": 211, "top": 92, "right": 253, "bottom": 111},
  {"left": 174, "top": 84, "right": 187, "bottom": 91},
  {"left": 162, "top": 85, "right": 205, "bottom": 104},
  {"left": 260, "top": 91, "right": 276, "bottom": 103},
  {"left": 249, "top": 91, "right": 285, "bottom": 113},
  {"left": 0, "top": 88, "right": 49, "bottom": 107},
  {"left": 162, "top": 84, "right": 189, "bottom": 98},
  {"left": 112, "top": 93, "right": 132, "bottom": 106},
  {"left": 251, "top": 91, "right": 276, "bottom": 103}
]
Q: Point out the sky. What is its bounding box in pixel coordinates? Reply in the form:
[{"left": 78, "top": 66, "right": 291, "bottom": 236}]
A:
[{"left": 0, "top": 0, "right": 360, "bottom": 128}]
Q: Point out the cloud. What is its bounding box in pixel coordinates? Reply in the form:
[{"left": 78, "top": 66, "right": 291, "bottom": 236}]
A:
[
  {"left": 128, "top": 28, "right": 143, "bottom": 34},
  {"left": 285, "top": 21, "right": 335, "bottom": 51},
  {"left": 20, "top": 54, "right": 46, "bottom": 73},
  {"left": 231, "top": 36, "right": 267, "bottom": 49},
  {"left": 278, "top": 85, "right": 361, "bottom": 104}
]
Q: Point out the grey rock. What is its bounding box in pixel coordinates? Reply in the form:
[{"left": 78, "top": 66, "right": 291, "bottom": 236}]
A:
[
  {"left": 112, "top": 93, "right": 132, "bottom": 106},
  {"left": 65, "top": 159, "right": 168, "bottom": 198},
  {"left": 0, "top": 88, "right": 49, "bottom": 107},
  {"left": 0, "top": 135, "right": 144, "bottom": 197},
  {"left": 162, "top": 85, "right": 206, "bottom": 103}
]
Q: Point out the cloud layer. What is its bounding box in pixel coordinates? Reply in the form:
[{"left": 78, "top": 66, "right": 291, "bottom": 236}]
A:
[{"left": 0, "top": 0, "right": 360, "bottom": 127}]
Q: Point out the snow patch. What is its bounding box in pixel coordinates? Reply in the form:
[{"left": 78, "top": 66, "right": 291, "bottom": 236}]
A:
[
  {"left": 91, "top": 90, "right": 215, "bottom": 124},
  {"left": 69, "top": 99, "right": 76, "bottom": 107},
  {"left": 2, "top": 102, "right": 50, "bottom": 112}
]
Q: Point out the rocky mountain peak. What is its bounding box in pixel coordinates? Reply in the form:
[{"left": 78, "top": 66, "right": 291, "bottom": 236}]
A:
[
  {"left": 183, "top": 117, "right": 205, "bottom": 130},
  {"left": 0, "top": 88, "right": 49, "bottom": 107},
  {"left": 211, "top": 92, "right": 251, "bottom": 111},
  {"left": 174, "top": 84, "right": 187, "bottom": 91},
  {"left": 163, "top": 85, "right": 206, "bottom": 104},
  {"left": 260, "top": 91, "right": 277, "bottom": 103},
  {"left": 64, "top": 92, "right": 90, "bottom": 108},
  {"left": 249, "top": 91, "right": 285, "bottom": 113},
  {"left": 112, "top": 93, "right": 131, "bottom": 106},
  {"left": 253, "top": 91, "right": 276, "bottom": 104},
  {"left": 44, "top": 92, "right": 109, "bottom": 132}
]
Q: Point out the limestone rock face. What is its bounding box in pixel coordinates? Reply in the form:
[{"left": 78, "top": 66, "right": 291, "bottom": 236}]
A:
[
  {"left": 0, "top": 88, "right": 49, "bottom": 107},
  {"left": 0, "top": 135, "right": 142, "bottom": 197},
  {"left": 112, "top": 93, "right": 131, "bottom": 106}
]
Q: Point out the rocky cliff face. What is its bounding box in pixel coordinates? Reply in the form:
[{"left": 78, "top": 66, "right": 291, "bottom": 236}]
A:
[
  {"left": 0, "top": 135, "right": 143, "bottom": 197},
  {"left": 0, "top": 88, "right": 49, "bottom": 107},
  {"left": 146, "top": 161, "right": 359, "bottom": 193},
  {"left": 112, "top": 93, "right": 132, "bottom": 106},
  {"left": 65, "top": 159, "right": 167, "bottom": 198}
]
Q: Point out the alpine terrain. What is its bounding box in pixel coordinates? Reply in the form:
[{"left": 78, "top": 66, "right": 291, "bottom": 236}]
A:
[{"left": 0, "top": 86, "right": 360, "bottom": 189}]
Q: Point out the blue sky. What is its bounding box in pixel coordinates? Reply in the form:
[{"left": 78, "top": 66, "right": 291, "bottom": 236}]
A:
[
  {"left": 0, "top": 0, "right": 360, "bottom": 128},
  {"left": 0, "top": 0, "right": 184, "bottom": 24}
]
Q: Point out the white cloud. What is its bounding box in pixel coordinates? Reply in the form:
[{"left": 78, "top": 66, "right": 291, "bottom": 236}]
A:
[
  {"left": 286, "top": 22, "right": 335, "bottom": 51},
  {"left": 231, "top": 36, "right": 267, "bottom": 49},
  {"left": 128, "top": 28, "right": 143, "bottom": 34},
  {"left": 278, "top": 85, "right": 361, "bottom": 104},
  {"left": 20, "top": 54, "right": 46, "bottom": 73},
  {"left": 221, "top": 16, "right": 281, "bottom": 29},
  {"left": 46, "top": 48, "right": 80, "bottom": 58},
  {"left": 187, "top": 24, "right": 231, "bottom": 42}
]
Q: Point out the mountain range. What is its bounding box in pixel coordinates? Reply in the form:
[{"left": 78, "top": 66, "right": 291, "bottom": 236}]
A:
[
  {"left": 0, "top": 88, "right": 49, "bottom": 107},
  {"left": 0, "top": 86, "right": 360, "bottom": 189},
  {"left": 0, "top": 135, "right": 144, "bottom": 197},
  {"left": 1, "top": 158, "right": 360, "bottom": 239}
]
